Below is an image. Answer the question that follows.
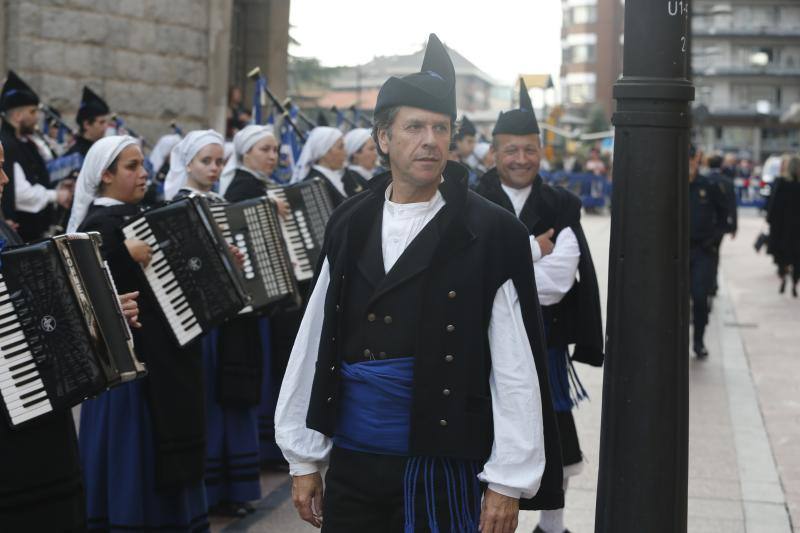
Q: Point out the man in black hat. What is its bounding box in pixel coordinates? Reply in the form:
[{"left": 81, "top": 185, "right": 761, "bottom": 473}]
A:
[
  {"left": 475, "top": 79, "right": 605, "bottom": 533},
  {"left": 0, "top": 70, "right": 73, "bottom": 241},
  {"left": 455, "top": 114, "right": 478, "bottom": 185},
  {"left": 275, "top": 34, "right": 563, "bottom": 533},
  {"left": 66, "top": 86, "right": 111, "bottom": 158}
]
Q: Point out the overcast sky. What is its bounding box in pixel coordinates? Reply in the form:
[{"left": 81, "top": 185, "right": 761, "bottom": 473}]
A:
[{"left": 288, "top": 0, "right": 563, "bottom": 86}]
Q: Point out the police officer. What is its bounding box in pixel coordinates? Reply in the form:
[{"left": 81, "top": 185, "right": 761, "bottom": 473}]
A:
[
  {"left": 706, "top": 154, "right": 737, "bottom": 298},
  {"left": 689, "top": 145, "right": 729, "bottom": 357}
]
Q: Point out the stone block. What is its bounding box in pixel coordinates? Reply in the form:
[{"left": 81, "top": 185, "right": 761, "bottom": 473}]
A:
[
  {"left": 105, "top": 0, "right": 146, "bottom": 18},
  {"left": 40, "top": 7, "right": 86, "bottom": 43},
  {"left": 145, "top": 0, "right": 207, "bottom": 30},
  {"left": 126, "top": 20, "right": 158, "bottom": 53},
  {"left": 30, "top": 43, "right": 67, "bottom": 74},
  {"left": 154, "top": 24, "right": 207, "bottom": 59}
]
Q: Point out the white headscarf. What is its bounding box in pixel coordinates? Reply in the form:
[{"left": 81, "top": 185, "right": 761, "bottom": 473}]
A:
[
  {"left": 163, "top": 129, "right": 224, "bottom": 201},
  {"left": 474, "top": 142, "right": 491, "bottom": 161},
  {"left": 67, "top": 135, "right": 138, "bottom": 233},
  {"left": 218, "top": 125, "right": 276, "bottom": 197},
  {"left": 147, "top": 133, "right": 181, "bottom": 173},
  {"left": 343, "top": 128, "right": 372, "bottom": 159},
  {"left": 291, "top": 126, "right": 343, "bottom": 183}
]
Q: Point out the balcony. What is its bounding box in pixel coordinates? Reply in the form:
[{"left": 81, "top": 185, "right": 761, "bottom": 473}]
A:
[
  {"left": 693, "top": 27, "right": 800, "bottom": 39},
  {"left": 693, "top": 65, "right": 800, "bottom": 77}
]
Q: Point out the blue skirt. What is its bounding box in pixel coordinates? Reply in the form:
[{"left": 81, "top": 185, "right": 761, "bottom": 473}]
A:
[
  {"left": 79, "top": 380, "right": 209, "bottom": 532},
  {"left": 256, "top": 318, "right": 284, "bottom": 463},
  {"left": 202, "top": 329, "right": 261, "bottom": 506}
]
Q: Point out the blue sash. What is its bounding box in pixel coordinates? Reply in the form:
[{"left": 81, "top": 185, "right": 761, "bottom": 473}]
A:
[
  {"left": 333, "top": 357, "right": 414, "bottom": 455},
  {"left": 333, "top": 357, "right": 481, "bottom": 532}
]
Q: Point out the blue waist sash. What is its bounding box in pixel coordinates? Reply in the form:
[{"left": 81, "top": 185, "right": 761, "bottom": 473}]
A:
[{"left": 333, "top": 357, "right": 414, "bottom": 455}]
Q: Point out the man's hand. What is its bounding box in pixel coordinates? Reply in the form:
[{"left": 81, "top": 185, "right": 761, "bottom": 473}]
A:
[
  {"left": 479, "top": 488, "right": 519, "bottom": 533},
  {"left": 292, "top": 472, "right": 324, "bottom": 528},
  {"left": 228, "top": 244, "right": 245, "bottom": 270},
  {"left": 535, "top": 228, "right": 555, "bottom": 257},
  {"left": 56, "top": 179, "right": 75, "bottom": 209},
  {"left": 118, "top": 291, "right": 142, "bottom": 328}
]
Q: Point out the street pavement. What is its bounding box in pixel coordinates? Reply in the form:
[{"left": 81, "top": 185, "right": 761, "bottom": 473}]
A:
[{"left": 215, "top": 209, "right": 797, "bottom": 532}]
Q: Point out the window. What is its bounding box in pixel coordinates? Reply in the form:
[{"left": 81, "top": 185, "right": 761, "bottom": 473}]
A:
[
  {"left": 572, "top": 5, "right": 597, "bottom": 24},
  {"left": 571, "top": 44, "right": 596, "bottom": 63}
]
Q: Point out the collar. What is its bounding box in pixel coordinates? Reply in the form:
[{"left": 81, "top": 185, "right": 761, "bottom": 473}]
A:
[
  {"left": 368, "top": 160, "right": 469, "bottom": 212},
  {"left": 93, "top": 197, "right": 126, "bottom": 207}
]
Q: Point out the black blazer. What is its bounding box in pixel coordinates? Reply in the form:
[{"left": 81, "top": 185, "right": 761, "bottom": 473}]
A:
[
  {"left": 476, "top": 169, "right": 605, "bottom": 366},
  {"left": 305, "top": 161, "right": 564, "bottom": 510}
]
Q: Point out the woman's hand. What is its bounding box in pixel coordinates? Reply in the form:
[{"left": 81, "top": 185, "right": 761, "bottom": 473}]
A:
[
  {"left": 272, "top": 198, "right": 290, "bottom": 219},
  {"left": 125, "top": 238, "right": 153, "bottom": 267},
  {"left": 118, "top": 291, "right": 142, "bottom": 329},
  {"left": 228, "top": 244, "right": 245, "bottom": 270}
]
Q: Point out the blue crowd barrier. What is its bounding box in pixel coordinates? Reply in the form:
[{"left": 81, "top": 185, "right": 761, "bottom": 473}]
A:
[{"left": 541, "top": 171, "right": 612, "bottom": 210}]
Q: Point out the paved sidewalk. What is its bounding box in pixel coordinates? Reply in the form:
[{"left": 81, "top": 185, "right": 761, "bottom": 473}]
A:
[{"left": 219, "top": 210, "right": 797, "bottom": 532}]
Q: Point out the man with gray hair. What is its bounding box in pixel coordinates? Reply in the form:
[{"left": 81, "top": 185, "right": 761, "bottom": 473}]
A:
[{"left": 276, "top": 34, "right": 563, "bottom": 532}]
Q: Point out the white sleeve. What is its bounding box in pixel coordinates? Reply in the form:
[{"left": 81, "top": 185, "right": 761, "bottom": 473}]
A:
[
  {"left": 274, "top": 258, "right": 334, "bottom": 476},
  {"left": 13, "top": 163, "right": 57, "bottom": 213},
  {"left": 477, "top": 279, "right": 545, "bottom": 499},
  {"left": 529, "top": 236, "right": 542, "bottom": 262},
  {"left": 532, "top": 227, "right": 580, "bottom": 306}
]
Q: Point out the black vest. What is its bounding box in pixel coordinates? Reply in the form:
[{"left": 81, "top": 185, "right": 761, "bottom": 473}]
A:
[
  {"left": 0, "top": 121, "right": 53, "bottom": 242},
  {"left": 305, "top": 161, "right": 564, "bottom": 510},
  {"left": 476, "top": 169, "right": 605, "bottom": 366}
]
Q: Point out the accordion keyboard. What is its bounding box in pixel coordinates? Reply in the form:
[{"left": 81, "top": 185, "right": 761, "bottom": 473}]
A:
[
  {"left": 123, "top": 217, "right": 202, "bottom": 345},
  {"left": 0, "top": 274, "right": 53, "bottom": 426}
]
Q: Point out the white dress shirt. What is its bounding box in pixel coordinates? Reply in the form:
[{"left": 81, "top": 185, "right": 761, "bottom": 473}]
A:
[
  {"left": 275, "top": 182, "right": 546, "bottom": 500},
  {"left": 501, "top": 182, "right": 581, "bottom": 306},
  {"left": 13, "top": 163, "right": 57, "bottom": 213}
]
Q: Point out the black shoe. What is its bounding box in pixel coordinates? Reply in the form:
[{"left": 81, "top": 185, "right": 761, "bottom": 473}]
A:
[
  {"left": 694, "top": 343, "right": 709, "bottom": 358},
  {"left": 793, "top": 284, "right": 798, "bottom": 298},
  {"left": 780, "top": 278, "right": 787, "bottom": 294}
]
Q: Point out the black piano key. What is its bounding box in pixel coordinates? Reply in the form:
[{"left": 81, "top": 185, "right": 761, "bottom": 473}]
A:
[
  {"left": 1, "top": 337, "right": 27, "bottom": 351},
  {"left": 20, "top": 386, "right": 45, "bottom": 400},
  {"left": 8, "top": 359, "right": 31, "bottom": 371},
  {"left": 12, "top": 366, "right": 38, "bottom": 380},
  {"left": 165, "top": 284, "right": 181, "bottom": 296},
  {"left": 174, "top": 302, "right": 190, "bottom": 315},
  {"left": 3, "top": 346, "right": 28, "bottom": 360},
  {"left": 22, "top": 394, "right": 48, "bottom": 408}
]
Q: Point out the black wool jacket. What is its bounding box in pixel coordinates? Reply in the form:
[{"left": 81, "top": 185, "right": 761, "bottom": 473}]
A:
[
  {"left": 476, "top": 169, "right": 605, "bottom": 367},
  {"left": 305, "top": 161, "right": 564, "bottom": 510}
]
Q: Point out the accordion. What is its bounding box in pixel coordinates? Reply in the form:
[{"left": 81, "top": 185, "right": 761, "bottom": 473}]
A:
[
  {"left": 267, "top": 178, "right": 335, "bottom": 282},
  {"left": 207, "top": 197, "right": 299, "bottom": 312},
  {"left": 122, "top": 195, "right": 249, "bottom": 347},
  {"left": 0, "top": 233, "right": 145, "bottom": 428}
]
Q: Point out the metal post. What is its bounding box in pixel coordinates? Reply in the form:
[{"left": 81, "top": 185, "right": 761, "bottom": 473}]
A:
[{"left": 595, "top": 0, "right": 693, "bottom": 531}]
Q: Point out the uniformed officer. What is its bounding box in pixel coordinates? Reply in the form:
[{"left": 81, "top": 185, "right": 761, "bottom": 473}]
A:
[
  {"left": 689, "top": 145, "right": 729, "bottom": 357},
  {"left": 706, "top": 154, "right": 737, "bottom": 298}
]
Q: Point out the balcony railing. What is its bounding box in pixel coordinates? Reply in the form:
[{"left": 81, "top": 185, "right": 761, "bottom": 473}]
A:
[
  {"left": 693, "top": 65, "right": 800, "bottom": 77},
  {"left": 693, "top": 27, "right": 800, "bottom": 38}
]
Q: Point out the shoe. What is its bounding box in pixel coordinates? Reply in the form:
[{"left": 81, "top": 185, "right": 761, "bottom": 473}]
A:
[
  {"left": 210, "top": 501, "right": 248, "bottom": 518},
  {"left": 793, "top": 284, "right": 798, "bottom": 298},
  {"left": 694, "top": 343, "right": 709, "bottom": 358},
  {"left": 533, "top": 527, "right": 572, "bottom": 533},
  {"left": 780, "top": 278, "right": 787, "bottom": 294}
]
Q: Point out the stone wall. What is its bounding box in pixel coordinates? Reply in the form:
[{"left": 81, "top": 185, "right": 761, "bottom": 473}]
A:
[{"left": 2, "top": 0, "right": 220, "bottom": 143}]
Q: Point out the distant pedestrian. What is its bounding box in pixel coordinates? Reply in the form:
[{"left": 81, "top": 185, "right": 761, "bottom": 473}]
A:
[
  {"left": 689, "top": 145, "right": 729, "bottom": 357},
  {"left": 767, "top": 155, "right": 800, "bottom": 297}
]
